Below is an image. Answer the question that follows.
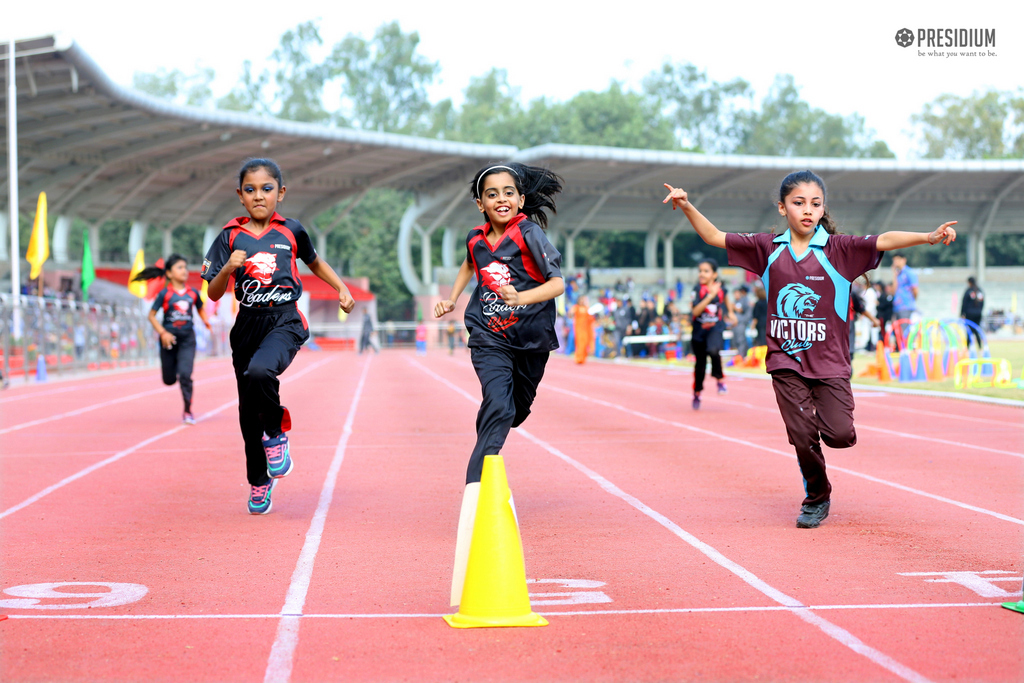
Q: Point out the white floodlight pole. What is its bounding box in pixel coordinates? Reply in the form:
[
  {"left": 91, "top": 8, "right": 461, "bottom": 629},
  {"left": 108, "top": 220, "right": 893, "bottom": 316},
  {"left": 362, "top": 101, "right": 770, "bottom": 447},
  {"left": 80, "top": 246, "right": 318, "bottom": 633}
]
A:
[{"left": 7, "top": 40, "right": 20, "bottom": 317}]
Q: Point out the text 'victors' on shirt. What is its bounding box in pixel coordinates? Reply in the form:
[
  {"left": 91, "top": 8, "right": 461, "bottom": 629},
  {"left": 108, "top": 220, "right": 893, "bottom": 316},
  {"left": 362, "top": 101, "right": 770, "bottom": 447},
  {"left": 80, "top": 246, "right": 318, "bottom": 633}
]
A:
[
  {"left": 726, "top": 227, "right": 882, "bottom": 379},
  {"left": 464, "top": 213, "right": 562, "bottom": 352},
  {"left": 201, "top": 212, "right": 317, "bottom": 308}
]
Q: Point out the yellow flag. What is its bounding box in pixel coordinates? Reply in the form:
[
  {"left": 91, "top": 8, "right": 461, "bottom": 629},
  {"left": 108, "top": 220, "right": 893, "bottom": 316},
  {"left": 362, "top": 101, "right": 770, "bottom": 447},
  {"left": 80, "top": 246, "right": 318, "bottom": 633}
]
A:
[
  {"left": 200, "top": 279, "right": 209, "bottom": 303},
  {"left": 26, "top": 192, "right": 49, "bottom": 279},
  {"left": 128, "top": 249, "right": 149, "bottom": 298},
  {"left": 338, "top": 305, "right": 348, "bottom": 322}
]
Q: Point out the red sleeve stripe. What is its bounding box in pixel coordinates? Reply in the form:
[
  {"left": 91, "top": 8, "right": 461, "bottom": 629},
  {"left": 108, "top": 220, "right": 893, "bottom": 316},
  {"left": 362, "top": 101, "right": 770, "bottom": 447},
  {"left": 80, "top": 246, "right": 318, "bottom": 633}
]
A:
[
  {"left": 508, "top": 226, "right": 545, "bottom": 284},
  {"left": 467, "top": 232, "right": 485, "bottom": 277},
  {"left": 276, "top": 226, "right": 299, "bottom": 288}
]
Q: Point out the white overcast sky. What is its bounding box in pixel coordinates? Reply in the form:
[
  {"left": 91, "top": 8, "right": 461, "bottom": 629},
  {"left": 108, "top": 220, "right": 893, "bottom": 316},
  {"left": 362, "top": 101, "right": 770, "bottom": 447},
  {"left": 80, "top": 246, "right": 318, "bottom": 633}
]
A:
[{"left": 8, "top": 0, "right": 1023, "bottom": 159}]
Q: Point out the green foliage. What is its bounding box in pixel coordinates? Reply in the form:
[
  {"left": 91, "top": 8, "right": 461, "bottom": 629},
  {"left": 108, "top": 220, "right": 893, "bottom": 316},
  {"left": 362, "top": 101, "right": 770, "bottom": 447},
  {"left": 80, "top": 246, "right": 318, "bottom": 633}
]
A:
[
  {"left": 642, "top": 62, "right": 751, "bottom": 153},
  {"left": 316, "top": 190, "right": 415, "bottom": 320},
  {"left": 986, "top": 234, "right": 1024, "bottom": 266},
  {"left": 273, "top": 21, "right": 331, "bottom": 124},
  {"left": 734, "top": 75, "right": 894, "bottom": 158},
  {"left": 217, "top": 61, "right": 272, "bottom": 116},
  {"left": 133, "top": 67, "right": 213, "bottom": 107},
  {"left": 912, "top": 89, "right": 1024, "bottom": 159},
  {"left": 327, "top": 21, "right": 440, "bottom": 133}
]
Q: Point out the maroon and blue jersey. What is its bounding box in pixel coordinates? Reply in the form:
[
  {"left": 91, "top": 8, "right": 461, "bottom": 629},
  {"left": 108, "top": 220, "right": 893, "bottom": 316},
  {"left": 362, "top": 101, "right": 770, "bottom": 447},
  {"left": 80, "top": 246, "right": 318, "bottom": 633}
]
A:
[
  {"left": 201, "top": 212, "right": 318, "bottom": 309},
  {"left": 726, "top": 227, "right": 882, "bottom": 379},
  {"left": 152, "top": 287, "right": 202, "bottom": 336},
  {"left": 464, "top": 213, "right": 562, "bottom": 352}
]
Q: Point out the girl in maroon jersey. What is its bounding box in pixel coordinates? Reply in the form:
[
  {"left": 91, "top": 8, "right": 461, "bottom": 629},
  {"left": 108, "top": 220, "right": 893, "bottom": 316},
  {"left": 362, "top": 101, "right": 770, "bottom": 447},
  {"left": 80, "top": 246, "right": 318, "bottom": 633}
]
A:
[
  {"left": 134, "top": 254, "right": 211, "bottom": 424},
  {"left": 203, "top": 158, "right": 355, "bottom": 515},
  {"left": 664, "top": 170, "right": 956, "bottom": 529},
  {"left": 434, "top": 161, "right": 564, "bottom": 605}
]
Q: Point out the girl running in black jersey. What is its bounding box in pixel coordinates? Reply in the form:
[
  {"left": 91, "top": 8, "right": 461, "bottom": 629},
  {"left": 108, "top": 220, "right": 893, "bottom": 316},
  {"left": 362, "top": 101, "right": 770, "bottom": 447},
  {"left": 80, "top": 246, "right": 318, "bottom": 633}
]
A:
[
  {"left": 135, "top": 254, "right": 211, "bottom": 424},
  {"left": 434, "top": 162, "right": 564, "bottom": 604},
  {"left": 203, "top": 158, "right": 355, "bottom": 515}
]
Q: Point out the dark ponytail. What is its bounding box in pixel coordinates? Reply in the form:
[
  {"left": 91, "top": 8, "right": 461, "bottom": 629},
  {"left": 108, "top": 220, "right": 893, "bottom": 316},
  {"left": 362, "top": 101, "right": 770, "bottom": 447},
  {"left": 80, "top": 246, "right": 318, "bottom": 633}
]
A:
[
  {"left": 471, "top": 162, "right": 563, "bottom": 230},
  {"left": 132, "top": 254, "right": 187, "bottom": 282},
  {"left": 779, "top": 170, "right": 839, "bottom": 235}
]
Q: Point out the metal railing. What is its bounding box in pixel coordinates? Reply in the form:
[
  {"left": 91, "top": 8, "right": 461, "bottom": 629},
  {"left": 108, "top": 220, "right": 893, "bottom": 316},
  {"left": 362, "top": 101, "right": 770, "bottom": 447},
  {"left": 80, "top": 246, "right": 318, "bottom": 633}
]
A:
[{"left": 0, "top": 294, "right": 230, "bottom": 383}]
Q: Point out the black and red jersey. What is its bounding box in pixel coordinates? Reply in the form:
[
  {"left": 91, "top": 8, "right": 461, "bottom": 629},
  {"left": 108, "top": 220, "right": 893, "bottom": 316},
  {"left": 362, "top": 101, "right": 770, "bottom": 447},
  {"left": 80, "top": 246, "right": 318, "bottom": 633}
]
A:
[
  {"left": 691, "top": 283, "right": 728, "bottom": 333},
  {"left": 201, "top": 212, "right": 318, "bottom": 309},
  {"left": 152, "top": 287, "right": 202, "bottom": 336},
  {"left": 464, "top": 213, "right": 562, "bottom": 352}
]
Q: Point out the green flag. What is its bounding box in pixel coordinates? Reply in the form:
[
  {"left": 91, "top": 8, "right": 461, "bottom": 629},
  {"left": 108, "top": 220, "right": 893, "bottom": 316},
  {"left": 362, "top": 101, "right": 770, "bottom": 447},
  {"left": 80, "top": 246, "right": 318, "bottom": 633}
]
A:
[{"left": 81, "top": 229, "right": 95, "bottom": 301}]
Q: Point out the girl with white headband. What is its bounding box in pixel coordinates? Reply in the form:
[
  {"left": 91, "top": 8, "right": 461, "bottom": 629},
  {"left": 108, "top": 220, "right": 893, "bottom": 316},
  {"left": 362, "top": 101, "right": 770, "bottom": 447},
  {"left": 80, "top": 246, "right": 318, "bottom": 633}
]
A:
[{"left": 435, "top": 161, "right": 564, "bottom": 603}]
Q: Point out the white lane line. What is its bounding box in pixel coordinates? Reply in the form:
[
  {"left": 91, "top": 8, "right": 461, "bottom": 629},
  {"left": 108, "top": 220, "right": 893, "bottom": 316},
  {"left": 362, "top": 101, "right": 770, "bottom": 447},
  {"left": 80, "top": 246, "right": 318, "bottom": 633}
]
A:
[
  {"left": 263, "top": 357, "right": 372, "bottom": 683},
  {"left": 0, "top": 371, "right": 238, "bottom": 436},
  {"left": 543, "top": 383, "right": 1024, "bottom": 526},
  {"left": 0, "top": 357, "right": 336, "bottom": 520},
  {"left": 4, "top": 602, "right": 1003, "bottom": 619},
  {"left": 547, "top": 367, "right": 1024, "bottom": 457},
  {"left": 409, "top": 359, "right": 933, "bottom": 683}
]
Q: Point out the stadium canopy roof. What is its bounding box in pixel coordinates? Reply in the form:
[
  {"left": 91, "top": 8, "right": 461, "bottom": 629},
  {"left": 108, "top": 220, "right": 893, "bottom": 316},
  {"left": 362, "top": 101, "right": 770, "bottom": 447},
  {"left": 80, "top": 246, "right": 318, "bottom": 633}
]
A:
[{"left": 2, "top": 35, "right": 1023, "bottom": 294}]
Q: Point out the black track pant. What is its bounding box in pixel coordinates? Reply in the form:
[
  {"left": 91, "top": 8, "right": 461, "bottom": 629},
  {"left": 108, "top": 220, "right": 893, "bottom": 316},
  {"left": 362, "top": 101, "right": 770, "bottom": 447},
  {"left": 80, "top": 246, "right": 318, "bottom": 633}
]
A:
[
  {"left": 230, "top": 303, "right": 308, "bottom": 486},
  {"left": 160, "top": 333, "right": 196, "bottom": 412},
  {"left": 691, "top": 335, "right": 723, "bottom": 393},
  {"left": 467, "top": 346, "right": 549, "bottom": 484},
  {"left": 771, "top": 370, "right": 857, "bottom": 506}
]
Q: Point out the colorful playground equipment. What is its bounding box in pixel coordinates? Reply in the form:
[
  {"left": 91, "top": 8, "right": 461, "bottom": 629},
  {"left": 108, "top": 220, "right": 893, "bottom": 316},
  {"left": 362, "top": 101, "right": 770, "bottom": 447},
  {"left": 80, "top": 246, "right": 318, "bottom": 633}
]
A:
[{"left": 861, "top": 318, "right": 1020, "bottom": 389}]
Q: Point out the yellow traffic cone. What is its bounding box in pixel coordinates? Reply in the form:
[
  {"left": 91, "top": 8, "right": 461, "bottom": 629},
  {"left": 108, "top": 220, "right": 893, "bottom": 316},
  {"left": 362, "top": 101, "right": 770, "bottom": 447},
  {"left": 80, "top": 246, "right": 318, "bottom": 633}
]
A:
[{"left": 444, "top": 456, "right": 548, "bottom": 629}]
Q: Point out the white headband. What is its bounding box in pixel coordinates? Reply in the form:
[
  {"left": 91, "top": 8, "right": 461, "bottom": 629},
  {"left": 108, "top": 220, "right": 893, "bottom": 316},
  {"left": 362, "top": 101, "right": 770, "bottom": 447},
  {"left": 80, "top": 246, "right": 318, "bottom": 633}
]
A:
[{"left": 475, "top": 165, "right": 519, "bottom": 197}]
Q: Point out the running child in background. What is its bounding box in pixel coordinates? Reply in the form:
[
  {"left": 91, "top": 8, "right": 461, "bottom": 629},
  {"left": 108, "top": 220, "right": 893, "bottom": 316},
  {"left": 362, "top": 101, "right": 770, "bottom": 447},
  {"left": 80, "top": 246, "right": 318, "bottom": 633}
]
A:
[
  {"left": 664, "top": 170, "right": 956, "bottom": 529},
  {"left": 690, "top": 258, "right": 736, "bottom": 410},
  {"left": 434, "top": 161, "right": 564, "bottom": 604},
  {"left": 203, "top": 158, "right": 355, "bottom": 515},
  {"left": 135, "top": 254, "right": 211, "bottom": 424}
]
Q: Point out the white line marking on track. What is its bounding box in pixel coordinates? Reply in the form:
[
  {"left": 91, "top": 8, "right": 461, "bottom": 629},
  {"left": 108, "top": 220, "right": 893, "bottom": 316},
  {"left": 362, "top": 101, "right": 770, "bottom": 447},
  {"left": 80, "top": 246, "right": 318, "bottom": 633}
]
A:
[
  {"left": 409, "top": 358, "right": 934, "bottom": 683},
  {"left": 4, "top": 602, "right": 1003, "bottom": 619},
  {"left": 263, "top": 357, "right": 372, "bottom": 683},
  {"left": 0, "top": 371, "right": 237, "bottom": 436},
  {"left": 0, "top": 357, "right": 336, "bottom": 520},
  {"left": 547, "top": 366, "right": 1024, "bottom": 455},
  {"left": 543, "top": 383, "right": 1024, "bottom": 526}
]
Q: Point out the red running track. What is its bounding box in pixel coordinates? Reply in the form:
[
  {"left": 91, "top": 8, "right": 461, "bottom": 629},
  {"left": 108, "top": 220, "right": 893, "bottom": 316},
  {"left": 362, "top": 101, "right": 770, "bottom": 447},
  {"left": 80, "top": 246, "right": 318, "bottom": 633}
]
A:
[{"left": 0, "top": 349, "right": 1021, "bottom": 682}]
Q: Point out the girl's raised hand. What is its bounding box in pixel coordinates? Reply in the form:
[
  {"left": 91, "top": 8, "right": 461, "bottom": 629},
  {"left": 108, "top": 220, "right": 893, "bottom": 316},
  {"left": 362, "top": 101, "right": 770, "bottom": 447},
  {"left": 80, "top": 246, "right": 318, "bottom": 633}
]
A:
[
  {"left": 928, "top": 221, "right": 958, "bottom": 246},
  {"left": 434, "top": 299, "right": 455, "bottom": 318},
  {"left": 662, "top": 184, "right": 690, "bottom": 210}
]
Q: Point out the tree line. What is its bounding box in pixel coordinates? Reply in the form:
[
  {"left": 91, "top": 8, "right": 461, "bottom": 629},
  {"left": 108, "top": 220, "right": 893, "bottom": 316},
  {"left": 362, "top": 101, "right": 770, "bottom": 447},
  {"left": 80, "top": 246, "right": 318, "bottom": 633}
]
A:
[{"left": 125, "top": 21, "right": 1024, "bottom": 318}]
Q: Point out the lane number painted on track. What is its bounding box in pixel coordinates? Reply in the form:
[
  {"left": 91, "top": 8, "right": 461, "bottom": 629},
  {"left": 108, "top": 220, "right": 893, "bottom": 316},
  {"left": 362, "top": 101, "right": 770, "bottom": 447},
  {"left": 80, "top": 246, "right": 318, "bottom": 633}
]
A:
[
  {"left": 527, "top": 579, "right": 612, "bottom": 606},
  {"left": 0, "top": 583, "right": 148, "bottom": 609},
  {"left": 898, "top": 570, "right": 1023, "bottom": 598}
]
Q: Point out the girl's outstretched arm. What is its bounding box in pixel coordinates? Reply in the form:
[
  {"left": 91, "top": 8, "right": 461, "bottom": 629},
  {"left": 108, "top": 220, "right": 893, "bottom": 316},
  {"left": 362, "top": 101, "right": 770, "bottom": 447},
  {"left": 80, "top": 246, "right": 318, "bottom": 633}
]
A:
[
  {"left": 663, "top": 184, "right": 727, "bottom": 249},
  {"left": 147, "top": 309, "right": 175, "bottom": 349},
  {"left": 876, "top": 222, "right": 957, "bottom": 251},
  {"left": 198, "top": 305, "right": 212, "bottom": 331},
  {"left": 308, "top": 257, "right": 355, "bottom": 314},
  {"left": 435, "top": 259, "right": 474, "bottom": 317}
]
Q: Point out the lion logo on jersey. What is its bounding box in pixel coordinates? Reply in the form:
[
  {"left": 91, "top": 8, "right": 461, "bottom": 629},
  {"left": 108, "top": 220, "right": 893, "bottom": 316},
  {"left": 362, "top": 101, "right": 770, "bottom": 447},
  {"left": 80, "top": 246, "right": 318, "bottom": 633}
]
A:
[
  {"left": 244, "top": 252, "right": 278, "bottom": 286},
  {"left": 479, "top": 261, "right": 512, "bottom": 292},
  {"left": 777, "top": 283, "right": 821, "bottom": 319}
]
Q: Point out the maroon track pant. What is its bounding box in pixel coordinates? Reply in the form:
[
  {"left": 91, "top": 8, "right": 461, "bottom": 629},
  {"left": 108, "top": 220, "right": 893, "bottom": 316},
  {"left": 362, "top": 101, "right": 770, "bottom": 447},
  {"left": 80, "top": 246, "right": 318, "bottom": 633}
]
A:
[{"left": 770, "top": 370, "right": 857, "bottom": 506}]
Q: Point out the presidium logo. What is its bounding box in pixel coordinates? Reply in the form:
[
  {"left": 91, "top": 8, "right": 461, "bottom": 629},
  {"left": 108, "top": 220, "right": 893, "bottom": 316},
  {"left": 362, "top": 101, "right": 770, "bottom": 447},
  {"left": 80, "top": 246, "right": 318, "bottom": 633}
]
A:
[{"left": 894, "top": 27, "right": 996, "bottom": 51}]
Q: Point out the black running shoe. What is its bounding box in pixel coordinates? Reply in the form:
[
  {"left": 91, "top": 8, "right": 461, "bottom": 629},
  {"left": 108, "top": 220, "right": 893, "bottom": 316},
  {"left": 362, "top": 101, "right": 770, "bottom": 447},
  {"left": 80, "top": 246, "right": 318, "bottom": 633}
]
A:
[{"left": 796, "top": 500, "right": 830, "bottom": 528}]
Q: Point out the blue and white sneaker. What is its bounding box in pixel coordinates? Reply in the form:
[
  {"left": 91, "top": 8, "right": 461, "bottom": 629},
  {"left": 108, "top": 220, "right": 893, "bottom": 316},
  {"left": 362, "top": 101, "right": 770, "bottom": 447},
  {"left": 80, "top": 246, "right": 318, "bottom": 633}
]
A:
[
  {"left": 248, "top": 479, "right": 276, "bottom": 515},
  {"left": 263, "top": 433, "right": 293, "bottom": 478}
]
